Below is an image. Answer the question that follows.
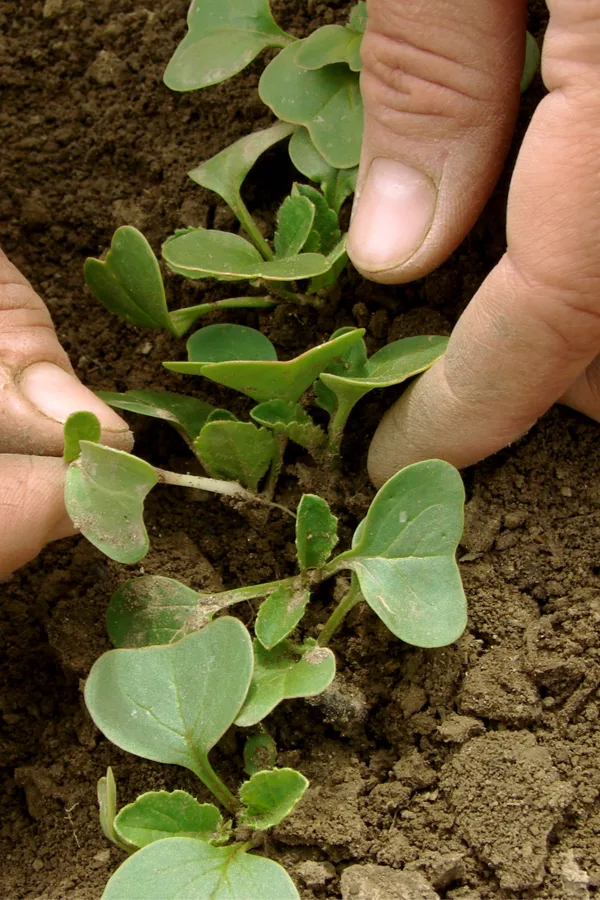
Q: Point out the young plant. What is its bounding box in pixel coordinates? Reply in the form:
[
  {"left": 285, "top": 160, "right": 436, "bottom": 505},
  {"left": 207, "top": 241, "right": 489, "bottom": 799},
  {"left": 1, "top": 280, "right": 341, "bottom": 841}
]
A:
[{"left": 86, "top": 616, "right": 307, "bottom": 899}]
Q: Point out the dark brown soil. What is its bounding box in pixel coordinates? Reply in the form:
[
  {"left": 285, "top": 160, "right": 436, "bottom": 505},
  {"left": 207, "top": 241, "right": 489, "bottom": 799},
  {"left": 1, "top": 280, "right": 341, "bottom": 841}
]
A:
[{"left": 2, "top": 1, "right": 599, "bottom": 898}]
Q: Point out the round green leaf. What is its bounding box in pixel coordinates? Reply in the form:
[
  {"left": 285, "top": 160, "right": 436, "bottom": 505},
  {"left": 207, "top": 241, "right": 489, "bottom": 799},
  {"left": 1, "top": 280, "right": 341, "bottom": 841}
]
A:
[
  {"left": 331, "top": 460, "right": 467, "bottom": 648},
  {"left": 295, "top": 25, "right": 362, "bottom": 73},
  {"left": 259, "top": 43, "right": 363, "bottom": 169},
  {"left": 235, "top": 640, "right": 335, "bottom": 727},
  {"left": 163, "top": 0, "right": 293, "bottom": 92},
  {"left": 274, "top": 194, "right": 315, "bottom": 258},
  {"left": 193, "top": 421, "right": 276, "bottom": 492},
  {"left": 63, "top": 411, "right": 101, "bottom": 462},
  {"left": 114, "top": 791, "right": 224, "bottom": 848},
  {"left": 295, "top": 495, "right": 338, "bottom": 571},
  {"left": 239, "top": 768, "right": 308, "bottom": 830},
  {"left": 102, "top": 838, "right": 299, "bottom": 900},
  {"left": 288, "top": 128, "right": 357, "bottom": 212},
  {"left": 85, "top": 618, "right": 254, "bottom": 782},
  {"left": 255, "top": 584, "right": 310, "bottom": 650},
  {"left": 187, "top": 324, "right": 276, "bottom": 363},
  {"left": 65, "top": 442, "right": 157, "bottom": 564}
]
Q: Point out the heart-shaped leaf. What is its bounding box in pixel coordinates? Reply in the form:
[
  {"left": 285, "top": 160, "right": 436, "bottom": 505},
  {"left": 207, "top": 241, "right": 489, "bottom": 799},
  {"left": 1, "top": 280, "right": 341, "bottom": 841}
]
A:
[
  {"left": 295, "top": 25, "right": 363, "bottom": 72},
  {"left": 244, "top": 733, "right": 277, "bottom": 776},
  {"left": 329, "top": 460, "right": 467, "bottom": 648},
  {"left": 96, "top": 389, "right": 214, "bottom": 441},
  {"left": 102, "top": 838, "right": 299, "bottom": 900},
  {"left": 84, "top": 226, "right": 173, "bottom": 332},
  {"left": 165, "top": 328, "right": 366, "bottom": 405},
  {"left": 239, "top": 769, "right": 308, "bottom": 830},
  {"left": 114, "top": 791, "right": 225, "bottom": 849},
  {"left": 255, "top": 583, "right": 310, "bottom": 650},
  {"left": 163, "top": 0, "right": 293, "bottom": 92},
  {"left": 63, "top": 411, "right": 101, "bottom": 462},
  {"left": 65, "top": 442, "right": 157, "bottom": 564},
  {"left": 259, "top": 43, "right": 363, "bottom": 169},
  {"left": 193, "top": 421, "right": 276, "bottom": 492},
  {"left": 288, "top": 128, "right": 358, "bottom": 212},
  {"left": 85, "top": 618, "right": 254, "bottom": 804},
  {"left": 295, "top": 495, "right": 338, "bottom": 571},
  {"left": 188, "top": 323, "right": 277, "bottom": 363},
  {"left": 162, "top": 228, "right": 330, "bottom": 281},
  {"left": 274, "top": 194, "right": 315, "bottom": 257},
  {"left": 235, "top": 641, "right": 336, "bottom": 727},
  {"left": 250, "top": 400, "right": 326, "bottom": 452},
  {"left": 189, "top": 122, "right": 295, "bottom": 220}
]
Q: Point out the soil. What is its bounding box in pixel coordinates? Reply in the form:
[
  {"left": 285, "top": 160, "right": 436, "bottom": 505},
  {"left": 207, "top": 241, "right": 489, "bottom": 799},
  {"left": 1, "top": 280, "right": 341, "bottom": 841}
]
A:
[{"left": 1, "top": 2, "right": 599, "bottom": 899}]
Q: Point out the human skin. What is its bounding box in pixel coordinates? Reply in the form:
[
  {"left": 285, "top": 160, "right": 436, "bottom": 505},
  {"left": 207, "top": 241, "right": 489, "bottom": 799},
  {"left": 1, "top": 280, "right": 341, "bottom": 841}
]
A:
[
  {"left": 347, "top": 0, "right": 600, "bottom": 485},
  {"left": 3, "top": 0, "right": 600, "bottom": 574}
]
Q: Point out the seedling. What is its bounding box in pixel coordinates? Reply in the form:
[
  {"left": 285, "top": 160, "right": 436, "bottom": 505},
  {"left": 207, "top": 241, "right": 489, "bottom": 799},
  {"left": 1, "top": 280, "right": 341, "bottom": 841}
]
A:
[{"left": 86, "top": 617, "right": 308, "bottom": 899}]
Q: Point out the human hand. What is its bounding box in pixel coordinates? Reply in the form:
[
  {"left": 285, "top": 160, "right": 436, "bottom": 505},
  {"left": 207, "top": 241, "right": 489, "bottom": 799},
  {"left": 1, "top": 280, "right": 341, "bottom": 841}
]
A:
[
  {"left": 347, "top": 0, "right": 600, "bottom": 485},
  {"left": 0, "top": 250, "right": 132, "bottom": 577}
]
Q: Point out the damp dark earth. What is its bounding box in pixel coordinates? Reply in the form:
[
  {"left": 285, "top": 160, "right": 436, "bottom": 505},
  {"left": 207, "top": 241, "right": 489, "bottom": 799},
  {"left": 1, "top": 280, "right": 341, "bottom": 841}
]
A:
[{"left": 2, "top": 2, "right": 600, "bottom": 898}]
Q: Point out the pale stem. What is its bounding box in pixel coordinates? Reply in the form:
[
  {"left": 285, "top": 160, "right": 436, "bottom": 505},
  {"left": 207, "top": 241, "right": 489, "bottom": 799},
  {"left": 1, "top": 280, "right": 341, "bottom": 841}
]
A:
[
  {"left": 317, "top": 576, "right": 363, "bottom": 647},
  {"left": 233, "top": 199, "right": 273, "bottom": 261},
  {"left": 155, "top": 468, "right": 296, "bottom": 519},
  {"left": 327, "top": 401, "right": 354, "bottom": 456},
  {"left": 193, "top": 753, "right": 240, "bottom": 814}
]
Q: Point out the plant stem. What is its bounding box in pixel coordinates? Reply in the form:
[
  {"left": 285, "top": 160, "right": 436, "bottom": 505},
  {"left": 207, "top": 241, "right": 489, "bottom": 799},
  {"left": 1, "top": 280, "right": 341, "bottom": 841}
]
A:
[
  {"left": 263, "top": 280, "right": 313, "bottom": 306},
  {"left": 169, "top": 297, "right": 278, "bottom": 336},
  {"left": 207, "top": 575, "right": 297, "bottom": 607},
  {"left": 155, "top": 467, "right": 296, "bottom": 519},
  {"left": 234, "top": 200, "right": 273, "bottom": 261},
  {"left": 317, "top": 576, "right": 363, "bottom": 647},
  {"left": 327, "top": 401, "right": 353, "bottom": 456},
  {"left": 194, "top": 753, "right": 240, "bottom": 814},
  {"left": 263, "top": 434, "right": 287, "bottom": 500}
]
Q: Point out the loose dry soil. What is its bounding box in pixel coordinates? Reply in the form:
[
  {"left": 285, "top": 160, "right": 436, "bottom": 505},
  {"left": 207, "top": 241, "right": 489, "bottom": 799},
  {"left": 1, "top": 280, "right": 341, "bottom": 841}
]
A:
[{"left": 2, "top": 1, "right": 599, "bottom": 898}]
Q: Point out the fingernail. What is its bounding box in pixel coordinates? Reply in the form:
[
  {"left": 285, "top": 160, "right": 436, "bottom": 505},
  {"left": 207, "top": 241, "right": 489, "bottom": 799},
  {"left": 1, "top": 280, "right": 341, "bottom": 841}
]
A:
[
  {"left": 348, "top": 158, "right": 436, "bottom": 271},
  {"left": 19, "top": 362, "right": 129, "bottom": 431}
]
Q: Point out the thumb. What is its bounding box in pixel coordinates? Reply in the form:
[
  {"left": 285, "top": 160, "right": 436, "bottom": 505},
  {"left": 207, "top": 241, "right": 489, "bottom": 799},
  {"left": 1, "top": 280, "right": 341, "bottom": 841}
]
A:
[
  {"left": 347, "top": 0, "right": 527, "bottom": 283},
  {"left": 0, "top": 455, "right": 76, "bottom": 578},
  {"left": 0, "top": 249, "right": 132, "bottom": 456}
]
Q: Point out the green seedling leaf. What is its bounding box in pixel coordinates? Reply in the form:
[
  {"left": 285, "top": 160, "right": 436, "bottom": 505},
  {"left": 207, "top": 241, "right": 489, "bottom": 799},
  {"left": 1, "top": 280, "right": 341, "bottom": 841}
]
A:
[
  {"left": 166, "top": 328, "right": 366, "bottom": 405},
  {"left": 107, "top": 575, "right": 227, "bottom": 648},
  {"left": 188, "top": 323, "right": 277, "bottom": 363},
  {"left": 193, "top": 421, "right": 276, "bottom": 492},
  {"left": 114, "top": 791, "right": 225, "bottom": 849},
  {"left": 235, "top": 640, "right": 335, "bottom": 727},
  {"left": 97, "top": 389, "right": 214, "bottom": 441},
  {"left": 348, "top": 1, "right": 368, "bottom": 33},
  {"left": 189, "top": 122, "right": 295, "bottom": 220},
  {"left": 330, "top": 460, "right": 467, "bottom": 648},
  {"left": 274, "top": 194, "right": 315, "bottom": 257},
  {"left": 255, "top": 583, "right": 310, "bottom": 650},
  {"left": 98, "top": 768, "right": 136, "bottom": 853},
  {"left": 206, "top": 409, "right": 239, "bottom": 423},
  {"left": 239, "top": 768, "right": 308, "bottom": 830},
  {"left": 296, "top": 495, "right": 338, "bottom": 571},
  {"left": 63, "top": 411, "right": 101, "bottom": 463},
  {"left": 250, "top": 400, "right": 326, "bottom": 452},
  {"left": 259, "top": 43, "right": 363, "bottom": 169},
  {"left": 295, "top": 25, "right": 363, "bottom": 73},
  {"left": 102, "top": 838, "right": 300, "bottom": 900},
  {"left": 288, "top": 128, "right": 357, "bottom": 212},
  {"left": 244, "top": 733, "right": 277, "bottom": 776},
  {"left": 163, "top": 0, "right": 293, "bottom": 92},
  {"left": 521, "top": 31, "right": 540, "bottom": 93},
  {"left": 85, "top": 618, "right": 254, "bottom": 804},
  {"left": 163, "top": 227, "right": 330, "bottom": 281},
  {"left": 85, "top": 226, "right": 173, "bottom": 333},
  {"left": 314, "top": 325, "right": 368, "bottom": 413},
  {"left": 292, "top": 183, "right": 340, "bottom": 255},
  {"left": 169, "top": 297, "right": 278, "bottom": 337},
  {"left": 65, "top": 442, "right": 157, "bottom": 564},
  {"left": 308, "top": 235, "right": 348, "bottom": 294}
]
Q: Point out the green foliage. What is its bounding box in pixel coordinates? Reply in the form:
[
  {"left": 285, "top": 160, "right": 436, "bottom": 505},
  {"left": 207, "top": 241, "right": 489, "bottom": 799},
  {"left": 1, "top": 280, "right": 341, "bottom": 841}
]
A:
[
  {"left": 239, "top": 768, "right": 308, "bottom": 830},
  {"left": 162, "top": 227, "right": 330, "bottom": 281},
  {"left": 65, "top": 442, "right": 157, "bottom": 564},
  {"left": 288, "top": 128, "right": 357, "bottom": 213},
  {"left": 255, "top": 583, "right": 310, "bottom": 650},
  {"left": 274, "top": 194, "right": 316, "bottom": 257},
  {"left": 244, "top": 733, "right": 277, "bottom": 776},
  {"left": 163, "top": 0, "right": 293, "bottom": 92},
  {"left": 63, "top": 411, "right": 101, "bottom": 462},
  {"left": 250, "top": 400, "right": 326, "bottom": 453},
  {"left": 330, "top": 461, "right": 467, "bottom": 648},
  {"left": 521, "top": 32, "right": 540, "bottom": 93},
  {"left": 295, "top": 24, "right": 363, "bottom": 73},
  {"left": 97, "top": 768, "right": 136, "bottom": 854},
  {"left": 102, "top": 838, "right": 300, "bottom": 900},
  {"left": 97, "top": 389, "right": 214, "bottom": 441},
  {"left": 165, "top": 326, "right": 366, "bottom": 404},
  {"left": 193, "top": 421, "right": 276, "bottom": 491},
  {"left": 295, "top": 495, "right": 338, "bottom": 571},
  {"left": 235, "top": 640, "right": 336, "bottom": 727},
  {"left": 188, "top": 322, "right": 277, "bottom": 363},
  {"left": 259, "top": 42, "right": 362, "bottom": 169},
  {"left": 293, "top": 183, "right": 341, "bottom": 255},
  {"left": 84, "top": 226, "right": 174, "bottom": 333},
  {"left": 114, "top": 791, "right": 226, "bottom": 849},
  {"left": 85, "top": 618, "right": 253, "bottom": 809}
]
